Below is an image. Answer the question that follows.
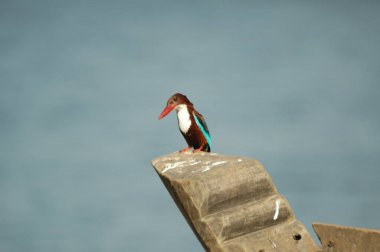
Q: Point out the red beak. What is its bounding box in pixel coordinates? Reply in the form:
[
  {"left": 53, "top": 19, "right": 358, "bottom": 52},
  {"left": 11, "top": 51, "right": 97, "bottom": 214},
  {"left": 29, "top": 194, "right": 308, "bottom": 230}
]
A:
[{"left": 158, "top": 104, "right": 176, "bottom": 120}]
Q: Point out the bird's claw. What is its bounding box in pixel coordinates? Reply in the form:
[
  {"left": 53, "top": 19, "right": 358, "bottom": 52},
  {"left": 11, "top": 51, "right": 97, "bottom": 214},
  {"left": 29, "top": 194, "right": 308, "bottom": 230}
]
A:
[
  {"left": 179, "top": 146, "right": 191, "bottom": 153},
  {"left": 193, "top": 148, "right": 202, "bottom": 153}
]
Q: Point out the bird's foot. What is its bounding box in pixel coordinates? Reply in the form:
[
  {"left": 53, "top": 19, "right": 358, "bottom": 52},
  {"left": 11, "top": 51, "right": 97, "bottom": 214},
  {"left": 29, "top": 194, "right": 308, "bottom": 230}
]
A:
[
  {"left": 179, "top": 146, "right": 191, "bottom": 153},
  {"left": 193, "top": 148, "right": 203, "bottom": 153}
]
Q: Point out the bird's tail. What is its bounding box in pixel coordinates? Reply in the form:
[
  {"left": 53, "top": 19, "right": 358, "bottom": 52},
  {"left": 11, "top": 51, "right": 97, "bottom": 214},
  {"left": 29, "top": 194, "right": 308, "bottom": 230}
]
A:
[{"left": 204, "top": 143, "right": 211, "bottom": 152}]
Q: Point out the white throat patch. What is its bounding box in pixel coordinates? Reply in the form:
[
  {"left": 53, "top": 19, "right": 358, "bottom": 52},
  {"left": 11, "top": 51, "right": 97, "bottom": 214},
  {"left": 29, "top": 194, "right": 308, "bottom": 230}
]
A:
[{"left": 176, "top": 104, "right": 191, "bottom": 134}]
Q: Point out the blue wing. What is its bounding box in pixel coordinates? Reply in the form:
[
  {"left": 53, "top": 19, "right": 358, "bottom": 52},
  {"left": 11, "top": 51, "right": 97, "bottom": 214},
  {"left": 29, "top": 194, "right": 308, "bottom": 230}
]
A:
[{"left": 193, "top": 111, "right": 211, "bottom": 147}]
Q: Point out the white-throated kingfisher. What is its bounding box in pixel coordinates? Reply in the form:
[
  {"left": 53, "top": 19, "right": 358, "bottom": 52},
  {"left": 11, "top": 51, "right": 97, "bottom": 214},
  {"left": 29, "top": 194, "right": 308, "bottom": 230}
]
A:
[{"left": 158, "top": 93, "right": 211, "bottom": 153}]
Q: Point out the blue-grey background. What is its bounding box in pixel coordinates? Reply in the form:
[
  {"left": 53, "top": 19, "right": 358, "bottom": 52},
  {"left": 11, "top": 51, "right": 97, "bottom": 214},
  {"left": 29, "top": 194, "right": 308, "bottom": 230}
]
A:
[{"left": 1, "top": 1, "right": 380, "bottom": 251}]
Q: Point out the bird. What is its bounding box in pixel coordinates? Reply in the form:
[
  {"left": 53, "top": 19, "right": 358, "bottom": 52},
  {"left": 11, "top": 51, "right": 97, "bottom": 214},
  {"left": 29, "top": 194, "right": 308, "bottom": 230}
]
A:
[{"left": 158, "top": 93, "right": 211, "bottom": 152}]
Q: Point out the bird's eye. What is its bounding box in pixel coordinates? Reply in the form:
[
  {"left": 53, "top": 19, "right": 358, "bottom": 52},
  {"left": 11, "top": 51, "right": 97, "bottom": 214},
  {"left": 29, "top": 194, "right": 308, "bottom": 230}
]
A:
[{"left": 173, "top": 97, "right": 177, "bottom": 101}]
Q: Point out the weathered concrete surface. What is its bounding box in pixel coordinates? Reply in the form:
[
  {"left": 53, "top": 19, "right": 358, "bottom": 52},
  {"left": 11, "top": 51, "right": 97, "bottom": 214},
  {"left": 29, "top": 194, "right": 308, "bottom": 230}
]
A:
[
  {"left": 152, "top": 151, "right": 319, "bottom": 252},
  {"left": 313, "top": 223, "right": 380, "bottom": 252}
]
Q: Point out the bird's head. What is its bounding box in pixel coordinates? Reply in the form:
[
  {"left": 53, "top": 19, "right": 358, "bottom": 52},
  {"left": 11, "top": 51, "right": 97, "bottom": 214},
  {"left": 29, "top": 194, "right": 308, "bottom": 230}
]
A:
[{"left": 158, "top": 93, "right": 193, "bottom": 120}]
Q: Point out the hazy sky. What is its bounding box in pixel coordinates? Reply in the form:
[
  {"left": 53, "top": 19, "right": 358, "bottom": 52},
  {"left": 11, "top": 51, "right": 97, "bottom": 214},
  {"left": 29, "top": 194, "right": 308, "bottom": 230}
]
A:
[{"left": 1, "top": 1, "right": 380, "bottom": 251}]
